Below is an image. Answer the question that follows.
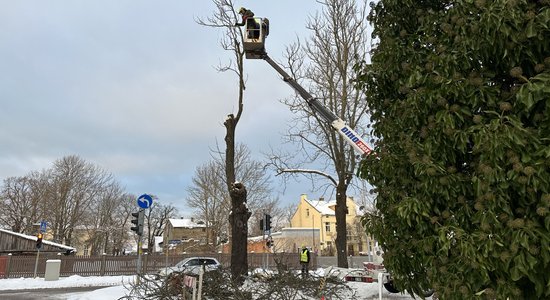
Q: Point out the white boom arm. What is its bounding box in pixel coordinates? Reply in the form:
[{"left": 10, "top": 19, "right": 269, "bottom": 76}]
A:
[{"left": 261, "top": 54, "right": 372, "bottom": 156}]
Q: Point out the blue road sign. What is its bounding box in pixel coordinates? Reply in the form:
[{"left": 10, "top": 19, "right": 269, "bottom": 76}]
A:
[
  {"left": 40, "top": 221, "right": 47, "bottom": 233},
  {"left": 137, "top": 194, "right": 153, "bottom": 209}
]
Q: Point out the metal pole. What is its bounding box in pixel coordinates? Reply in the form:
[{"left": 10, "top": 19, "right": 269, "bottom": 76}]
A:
[
  {"left": 136, "top": 237, "right": 142, "bottom": 283},
  {"left": 33, "top": 249, "right": 40, "bottom": 278}
]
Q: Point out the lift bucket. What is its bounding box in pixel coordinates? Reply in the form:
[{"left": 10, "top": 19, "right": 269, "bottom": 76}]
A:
[{"left": 243, "top": 17, "right": 267, "bottom": 58}]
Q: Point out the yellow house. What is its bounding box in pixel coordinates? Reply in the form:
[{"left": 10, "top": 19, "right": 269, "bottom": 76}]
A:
[{"left": 290, "top": 194, "right": 369, "bottom": 256}]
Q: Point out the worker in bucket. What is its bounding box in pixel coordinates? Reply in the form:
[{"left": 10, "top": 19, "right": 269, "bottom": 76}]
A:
[{"left": 235, "top": 7, "right": 255, "bottom": 27}]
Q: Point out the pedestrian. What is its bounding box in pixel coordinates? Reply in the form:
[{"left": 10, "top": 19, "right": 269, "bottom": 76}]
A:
[{"left": 300, "top": 245, "right": 310, "bottom": 277}]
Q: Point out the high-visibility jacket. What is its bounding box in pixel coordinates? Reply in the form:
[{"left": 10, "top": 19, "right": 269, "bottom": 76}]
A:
[{"left": 300, "top": 249, "right": 310, "bottom": 263}]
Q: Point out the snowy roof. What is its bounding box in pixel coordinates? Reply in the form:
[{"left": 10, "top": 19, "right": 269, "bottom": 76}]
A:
[
  {"left": 169, "top": 218, "right": 206, "bottom": 228},
  {"left": 0, "top": 228, "right": 76, "bottom": 251},
  {"left": 305, "top": 199, "right": 336, "bottom": 215},
  {"left": 304, "top": 197, "right": 362, "bottom": 215}
]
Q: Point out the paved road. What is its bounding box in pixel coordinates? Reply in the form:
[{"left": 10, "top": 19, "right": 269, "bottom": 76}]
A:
[{"left": 0, "top": 286, "right": 110, "bottom": 300}]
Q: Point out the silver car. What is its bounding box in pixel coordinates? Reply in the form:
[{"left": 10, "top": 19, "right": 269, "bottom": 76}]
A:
[{"left": 157, "top": 257, "right": 221, "bottom": 278}]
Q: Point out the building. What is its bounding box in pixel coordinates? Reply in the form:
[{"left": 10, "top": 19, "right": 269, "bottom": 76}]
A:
[
  {"left": 162, "top": 218, "right": 213, "bottom": 254},
  {"left": 290, "top": 194, "right": 370, "bottom": 256}
]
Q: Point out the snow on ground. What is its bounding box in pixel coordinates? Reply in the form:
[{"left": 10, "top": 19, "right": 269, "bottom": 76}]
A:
[
  {"left": 0, "top": 271, "right": 430, "bottom": 299},
  {"left": 0, "top": 275, "right": 134, "bottom": 291}
]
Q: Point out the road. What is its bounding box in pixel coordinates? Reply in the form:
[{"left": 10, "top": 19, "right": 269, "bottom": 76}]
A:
[{"left": 0, "top": 286, "right": 110, "bottom": 300}]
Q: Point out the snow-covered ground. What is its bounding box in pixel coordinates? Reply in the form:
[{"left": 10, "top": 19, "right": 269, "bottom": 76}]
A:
[{"left": 0, "top": 271, "right": 429, "bottom": 299}]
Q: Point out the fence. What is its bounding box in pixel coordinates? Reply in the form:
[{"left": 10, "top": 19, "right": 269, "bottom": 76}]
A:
[{"left": 0, "top": 252, "right": 319, "bottom": 279}]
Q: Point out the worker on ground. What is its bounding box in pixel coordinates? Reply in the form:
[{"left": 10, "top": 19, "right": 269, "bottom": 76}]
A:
[{"left": 300, "top": 245, "right": 310, "bottom": 278}]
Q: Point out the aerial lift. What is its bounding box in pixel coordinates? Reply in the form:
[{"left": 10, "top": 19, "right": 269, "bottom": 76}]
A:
[{"left": 240, "top": 16, "right": 372, "bottom": 156}]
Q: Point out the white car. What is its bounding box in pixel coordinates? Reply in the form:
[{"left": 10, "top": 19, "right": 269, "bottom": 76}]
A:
[{"left": 157, "top": 257, "right": 221, "bottom": 278}]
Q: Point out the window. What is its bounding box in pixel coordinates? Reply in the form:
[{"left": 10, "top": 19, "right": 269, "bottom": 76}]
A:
[
  {"left": 306, "top": 209, "right": 310, "bottom": 217},
  {"left": 325, "top": 222, "right": 331, "bottom": 232}
]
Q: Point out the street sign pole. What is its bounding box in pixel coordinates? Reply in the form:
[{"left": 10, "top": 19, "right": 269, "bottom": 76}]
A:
[
  {"left": 136, "top": 235, "right": 142, "bottom": 283},
  {"left": 33, "top": 248, "right": 40, "bottom": 278},
  {"left": 134, "top": 194, "right": 153, "bottom": 283}
]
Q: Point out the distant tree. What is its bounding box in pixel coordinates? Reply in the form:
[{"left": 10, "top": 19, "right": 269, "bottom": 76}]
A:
[
  {"left": 187, "top": 159, "right": 228, "bottom": 249},
  {"left": 0, "top": 175, "right": 41, "bottom": 234},
  {"left": 356, "top": 0, "right": 550, "bottom": 298},
  {"left": 198, "top": 0, "right": 252, "bottom": 283},
  {"left": 112, "top": 193, "right": 137, "bottom": 255},
  {"left": 0, "top": 156, "right": 136, "bottom": 253},
  {"left": 83, "top": 182, "right": 129, "bottom": 255},
  {"left": 267, "top": 0, "right": 370, "bottom": 268},
  {"left": 187, "top": 144, "right": 277, "bottom": 245},
  {"left": 45, "top": 155, "right": 114, "bottom": 245},
  {"left": 282, "top": 203, "right": 298, "bottom": 227}
]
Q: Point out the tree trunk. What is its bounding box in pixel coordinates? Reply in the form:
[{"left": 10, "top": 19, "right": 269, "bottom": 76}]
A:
[
  {"left": 229, "top": 182, "right": 250, "bottom": 284},
  {"left": 335, "top": 183, "right": 349, "bottom": 268},
  {"left": 224, "top": 114, "right": 250, "bottom": 284}
]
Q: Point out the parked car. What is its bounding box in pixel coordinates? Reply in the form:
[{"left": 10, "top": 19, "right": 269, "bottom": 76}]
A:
[{"left": 156, "top": 257, "right": 221, "bottom": 279}]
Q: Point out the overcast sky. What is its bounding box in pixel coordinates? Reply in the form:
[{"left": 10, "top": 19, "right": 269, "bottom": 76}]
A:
[{"left": 0, "top": 0, "right": 368, "bottom": 215}]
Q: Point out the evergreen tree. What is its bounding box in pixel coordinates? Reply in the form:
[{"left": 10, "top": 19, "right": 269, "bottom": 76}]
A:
[{"left": 356, "top": 1, "right": 550, "bottom": 298}]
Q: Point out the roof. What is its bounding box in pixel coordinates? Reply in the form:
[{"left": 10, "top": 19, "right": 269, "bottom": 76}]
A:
[
  {"left": 303, "top": 196, "right": 362, "bottom": 215},
  {"left": 304, "top": 199, "right": 336, "bottom": 215},
  {"left": 0, "top": 228, "right": 76, "bottom": 252},
  {"left": 169, "top": 218, "right": 206, "bottom": 228}
]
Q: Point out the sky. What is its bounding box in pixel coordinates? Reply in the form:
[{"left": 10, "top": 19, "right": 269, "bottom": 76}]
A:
[{"left": 0, "top": 0, "right": 368, "bottom": 216}]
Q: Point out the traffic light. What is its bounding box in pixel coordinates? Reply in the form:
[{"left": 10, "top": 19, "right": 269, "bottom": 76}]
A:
[
  {"left": 36, "top": 233, "right": 43, "bottom": 249},
  {"left": 265, "top": 214, "right": 272, "bottom": 231},
  {"left": 130, "top": 209, "right": 145, "bottom": 236}
]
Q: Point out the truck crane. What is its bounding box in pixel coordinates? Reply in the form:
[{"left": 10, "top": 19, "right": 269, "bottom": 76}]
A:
[{"left": 240, "top": 16, "right": 372, "bottom": 156}]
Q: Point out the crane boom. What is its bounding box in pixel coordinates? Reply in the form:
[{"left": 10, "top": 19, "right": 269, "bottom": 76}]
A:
[
  {"left": 261, "top": 54, "right": 372, "bottom": 156},
  {"left": 238, "top": 15, "right": 371, "bottom": 155}
]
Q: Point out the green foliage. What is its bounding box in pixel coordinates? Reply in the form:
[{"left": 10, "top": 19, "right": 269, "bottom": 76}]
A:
[{"left": 356, "top": 0, "right": 550, "bottom": 299}]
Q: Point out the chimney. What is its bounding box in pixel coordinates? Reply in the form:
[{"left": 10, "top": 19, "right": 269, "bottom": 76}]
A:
[{"left": 319, "top": 197, "right": 324, "bottom": 202}]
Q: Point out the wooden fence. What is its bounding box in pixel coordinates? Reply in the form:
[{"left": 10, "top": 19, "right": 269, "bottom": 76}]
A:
[{"left": 0, "top": 252, "right": 317, "bottom": 278}]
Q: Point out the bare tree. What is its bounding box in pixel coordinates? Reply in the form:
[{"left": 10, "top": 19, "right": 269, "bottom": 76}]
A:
[
  {"left": 0, "top": 175, "right": 42, "bottom": 234},
  {"left": 197, "top": 0, "right": 251, "bottom": 283},
  {"left": 267, "top": 0, "right": 370, "bottom": 267},
  {"left": 46, "top": 155, "right": 116, "bottom": 245},
  {"left": 0, "top": 156, "right": 138, "bottom": 254},
  {"left": 83, "top": 182, "right": 129, "bottom": 255},
  {"left": 281, "top": 202, "right": 298, "bottom": 227},
  {"left": 187, "top": 159, "right": 230, "bottom": 249},
  {"left": 112, "top": 193, "right": 137, "bottom": 255},
  {"left": 187, "top": 144, "right": 276, "bottom": 247}
]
